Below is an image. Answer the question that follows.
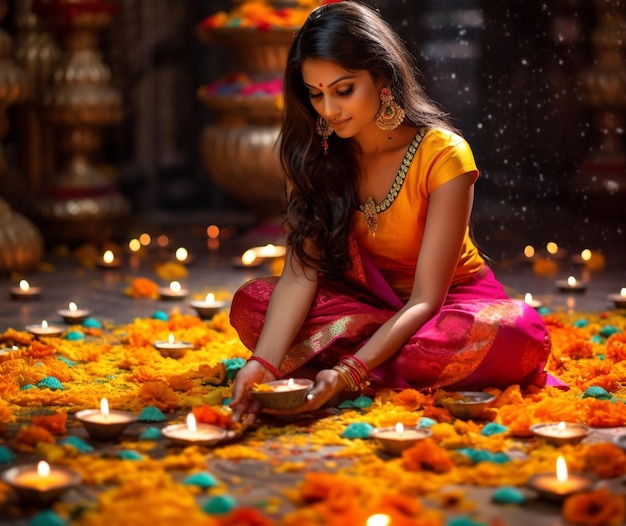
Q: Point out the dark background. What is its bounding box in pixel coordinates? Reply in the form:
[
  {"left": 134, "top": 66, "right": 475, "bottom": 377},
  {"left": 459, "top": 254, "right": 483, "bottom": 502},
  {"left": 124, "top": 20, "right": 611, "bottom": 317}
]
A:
[{"left": 1, "top": 0, "right": 622, "bottom": 253}]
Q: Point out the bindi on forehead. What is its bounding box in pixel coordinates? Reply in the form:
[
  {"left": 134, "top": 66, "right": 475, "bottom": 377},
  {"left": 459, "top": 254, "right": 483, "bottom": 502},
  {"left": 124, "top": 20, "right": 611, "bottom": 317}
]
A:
[{"left": 319, "top": 83, "right": 323, "bottom": 87}]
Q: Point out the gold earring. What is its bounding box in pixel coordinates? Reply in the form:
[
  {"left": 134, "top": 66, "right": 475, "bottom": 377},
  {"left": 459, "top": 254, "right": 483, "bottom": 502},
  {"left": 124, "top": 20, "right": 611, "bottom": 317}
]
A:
[
  {"left": 376, "top": 87, "right": 405, "bottom": 137},
  {"left": 315, "top": 116, "right": 334, "bottom": 155}
]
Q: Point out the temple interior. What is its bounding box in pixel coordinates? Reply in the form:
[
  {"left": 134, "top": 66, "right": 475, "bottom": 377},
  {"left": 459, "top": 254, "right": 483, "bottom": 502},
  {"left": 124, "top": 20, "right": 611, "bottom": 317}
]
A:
[{"left": 0, "top": 1, "right": 625, "bottom": 525}]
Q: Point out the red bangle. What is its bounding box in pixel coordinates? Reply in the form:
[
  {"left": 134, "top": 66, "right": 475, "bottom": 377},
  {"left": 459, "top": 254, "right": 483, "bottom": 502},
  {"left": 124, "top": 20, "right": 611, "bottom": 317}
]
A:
[{"left": 248, "top": 356, "right": 282, "bottom": 379}]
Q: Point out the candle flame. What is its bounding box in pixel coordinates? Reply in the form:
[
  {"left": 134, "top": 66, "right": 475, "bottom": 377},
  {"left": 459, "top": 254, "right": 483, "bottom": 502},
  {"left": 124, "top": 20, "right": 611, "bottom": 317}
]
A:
[
  {"left": 19, "top": 280, "right": 30, "bottom": 292},
  {"left": 41, "top": 320, "right": 48, "bottom": 329},
  {"left": 37, "top": 461, "right": 50, "bottom": 477},
  {"left": 524, "top": 293, "right": 533, "bottom": 304},
  {"left": 169, "top": 281, "right": 182, "bottom": 293},
  {"left": 241, "top": 249, "right": 257, "bottom": 266},
  {"left": 69, "top": 302, "right": 77, "bottom": 312},
  {"left": 395, "top": 422, "right": 405, "bottom": 434},
  {"left": 546, "top": 242, "right": 558, "bottom": 255},
  {"left": 567, "top": 276, "right": 577, "bottom": 287},
  {"left": 128, "top": 238, "right": 141, "bottom": 252},
  {"left": 580, "top": 249, "right": 592, "bottom": 261},
  {"left": 139, "top": 233, "right": 151, "bottom": 246},
  {"left": 287, "top": 378, "right": 295, "bottom": 389},
  {"left": 168, "top": 334, "right": 175, "bottom": 344},
  {"left": 620, "top": 288, "right": 626, "bottom": 298},
  {"left": 523, "top": 245, "right": 535, "bottom": 258},
  {"left": 175, "top": 247, "right": 188, "bottom": 262},
  {"left": 100, "top": 398, "right": 110, "bottom": 417},
  {"left": 205, "top": 293, "right": 215, "bottom": 303},
  {"left": 557, "top": 421, "right": 566, "bottom": 432},
  {"left": 103, "top": 250, "right": 114, "bottom": 264},
  {"left": 186, "top": 413, "right": 197, "bottom": 433},
  {"left": 366, "top": 514, "right": 391, "bottom": 526},
  {"left": 556, "top": 456, "right": 568, "bottom": 482}
]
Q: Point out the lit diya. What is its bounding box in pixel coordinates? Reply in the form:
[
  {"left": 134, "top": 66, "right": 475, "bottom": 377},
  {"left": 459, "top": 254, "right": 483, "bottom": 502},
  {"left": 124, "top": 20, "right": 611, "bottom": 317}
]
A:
[
  {"left": 370, "top": 422, "right": 432, "bottom": 455},
  {"left": 25, "top": 320, "right": 64, "bottom": 338},
  {"left": 530, "top": 421, "right": 591, "bottom": 446},
  {"left": 555, "top": 276, "right": 587, "bottom": 293},
  {"left": 249, "top": 378, "right": 315, "bottom": 410},
  {"left": 58, "top": 301, "right": 90, "bottom": 324},
  {"left": 162, "top": 413, "right": 228, "bottom": 447},
  {"left": 75, "top": 398, "right": 137, "bottom": 441},
  {"left": 189, "top": 293, "right": 227, "bottom": 320},
  {"left": 608, "top": 288, "right": 626, "bottom": 309},
  {"left": 97, "top": 249, "right": 122, "bottom": 269},
  {"left": 9, "top": 279, "right": 41, "bottom": 300},
  {"left": 159, "top": 280, "right": 189, "bottom": 300},
  {"left": 527, "top": 456, "right": 597, "bottom": 502},
  {"left": 437, "top": 391, "right": 496, "bottom": 419},
  {"left": 523, "top": 292, "right": 543, "bottom": 309},
  {"left": 2, "top": 460, "right": 81, "bottom": 506},
  {"left": 153, "top": 334, "right": 193, "bottom": 359}
]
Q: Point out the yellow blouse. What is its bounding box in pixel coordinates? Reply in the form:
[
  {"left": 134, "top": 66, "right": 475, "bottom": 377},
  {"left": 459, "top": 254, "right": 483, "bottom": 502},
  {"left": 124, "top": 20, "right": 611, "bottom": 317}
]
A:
[{"left": 352, "top": 128, "right": 484, "bottom": 300}]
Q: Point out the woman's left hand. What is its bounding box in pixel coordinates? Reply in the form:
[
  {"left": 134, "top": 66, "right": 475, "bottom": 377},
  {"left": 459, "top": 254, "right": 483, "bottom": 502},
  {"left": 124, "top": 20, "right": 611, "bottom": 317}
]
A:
[{"left": 262, "top": 368, "right": 348, "bottom": 417}]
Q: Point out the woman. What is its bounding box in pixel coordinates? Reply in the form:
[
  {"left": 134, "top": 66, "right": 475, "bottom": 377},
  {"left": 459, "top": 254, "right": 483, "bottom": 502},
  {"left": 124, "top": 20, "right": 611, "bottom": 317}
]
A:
[{"left": 229, "top": 1, "right": 551, "bottom": 423}]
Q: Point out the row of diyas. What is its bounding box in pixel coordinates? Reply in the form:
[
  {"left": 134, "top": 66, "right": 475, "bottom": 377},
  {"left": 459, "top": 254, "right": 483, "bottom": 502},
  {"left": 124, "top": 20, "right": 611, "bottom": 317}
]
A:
[
  {"left": 522, "top": 244, "right": 594, "bottom": 264},
  {"left": 1, "top": 400, "right": 231, "bottom": 507},
  {"left": 523, "top": 283, "right": 626, "bottom": 309}
]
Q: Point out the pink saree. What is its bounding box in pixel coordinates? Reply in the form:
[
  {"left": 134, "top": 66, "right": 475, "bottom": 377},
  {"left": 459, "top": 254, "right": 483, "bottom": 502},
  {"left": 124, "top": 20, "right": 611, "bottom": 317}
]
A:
[{"left": 229, "top": 236, "right": 552, "bottom": 391}]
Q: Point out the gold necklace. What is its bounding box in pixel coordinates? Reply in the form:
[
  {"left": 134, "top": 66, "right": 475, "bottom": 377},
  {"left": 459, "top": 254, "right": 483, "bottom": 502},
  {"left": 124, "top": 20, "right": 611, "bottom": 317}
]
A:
[{"left": 359, "top": 129, "right": 426, "bottom": 234}]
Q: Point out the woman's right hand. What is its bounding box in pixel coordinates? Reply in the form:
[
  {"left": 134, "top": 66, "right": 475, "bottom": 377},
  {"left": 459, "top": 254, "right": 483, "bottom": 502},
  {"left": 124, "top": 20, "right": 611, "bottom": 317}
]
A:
[{"left": 229, "top": 360, "right": 277, "bottom": 425}]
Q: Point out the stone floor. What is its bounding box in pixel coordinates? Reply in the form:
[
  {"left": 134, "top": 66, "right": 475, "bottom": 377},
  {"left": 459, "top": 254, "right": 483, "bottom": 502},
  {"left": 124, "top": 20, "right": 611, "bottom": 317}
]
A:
[{"left": 1, "top": 198, "right": 624, "bottom": 331}]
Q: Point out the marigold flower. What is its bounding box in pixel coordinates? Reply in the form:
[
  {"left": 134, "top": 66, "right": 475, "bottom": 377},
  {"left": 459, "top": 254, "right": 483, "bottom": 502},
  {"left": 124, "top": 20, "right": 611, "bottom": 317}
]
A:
[
  {"left": 25, "top": 340, "right": 55, "bottom": 359},
  {"left": 126, "top": 277, "right": 160, "bottom": 299},
  {"left": 13, "top": 425, "right": 56, "bottom": 452},
  {"left": 584, "top": 442, "right": 626, "bottom": 478},
  {"left": 402, "top": 439, "right": 455, "bottom": 473},
  {"left": 32, "top": 413, "right": 67, "bottom": 435},
  {"left": 392, "top": 388, "right": 428, "bottom": 411},
  {"left": 138, "top": 381, "right": 179, "bottom": 412},
  {"left": 563, "top": 488, "right": 626, "bottom": 526}
]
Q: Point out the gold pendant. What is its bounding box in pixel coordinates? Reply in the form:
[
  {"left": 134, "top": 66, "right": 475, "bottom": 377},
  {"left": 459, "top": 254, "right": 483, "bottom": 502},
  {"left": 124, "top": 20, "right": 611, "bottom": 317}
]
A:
[{"left": 362, "top": 197, "right": 378, "bottom": 234}]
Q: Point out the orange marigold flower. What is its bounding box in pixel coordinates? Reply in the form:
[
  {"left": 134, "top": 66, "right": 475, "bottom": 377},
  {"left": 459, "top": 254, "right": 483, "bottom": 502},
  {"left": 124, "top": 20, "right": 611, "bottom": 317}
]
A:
[
  {"left": 126, "top": 277, "right": 160, "bottom": 299},
  {"left": 392, "top": 389, "right": 428, "bottom": 411},
  {"left": 402, "top": 439, "right": 455, "bottom": 473},
  {"left": 13, "top": 425, "right": 56, "bottom": 451},
  {"left": 138, "top": 381, "right": 179, "bottom": 412},
  {"left": 584, "top": 442, "right": 626, "bottom": 478},
  {"left": 583, "top": 399, "right": 626, "bottom": 428},
  {"left": 298, "top": 472, "right": 362, "bottom": 504},
  {"left": 32, "top": 413, "right": 67, "bottom": 435},
  {"left": 167, "top": 375, "right": 194, "bottom": 392},
  {"left": 218, "top": 507, "right": 275, "bottom": 526},
  {"left": 562, "top": 488, "right": 626, "bottom": 526},
  {"left": 192, "top": 405, "right": 232, "bottom": 428},
  {"left": 25, "top": 340, "right": 55, "bottom": 359},
  {"left": 606, "top": 333, "right": 626, "bottom": 362},
  {"left": 375, "top": 492, "right": 423, "bottom": 517},
  {"left": 0, "top": 328, "right": 33, "bottom": 346}
]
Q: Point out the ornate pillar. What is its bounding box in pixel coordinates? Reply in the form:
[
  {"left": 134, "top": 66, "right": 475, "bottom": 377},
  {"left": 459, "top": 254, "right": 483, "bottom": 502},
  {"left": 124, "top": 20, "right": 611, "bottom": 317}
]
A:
[
  {"left": 29, "top": 0, "right": 130, "bottom": 245},
  {"left": 0, "top": 0, "right": 44, "bottom": 274},
  {"left": 578, "top": 0, "right": 626, "bottom": 210}
]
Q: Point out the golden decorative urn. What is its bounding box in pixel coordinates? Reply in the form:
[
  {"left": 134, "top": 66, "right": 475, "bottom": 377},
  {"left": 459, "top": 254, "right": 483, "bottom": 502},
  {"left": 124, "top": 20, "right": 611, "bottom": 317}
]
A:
[{"left": 28, "top": 0, "right": 130, "bottom": 245}]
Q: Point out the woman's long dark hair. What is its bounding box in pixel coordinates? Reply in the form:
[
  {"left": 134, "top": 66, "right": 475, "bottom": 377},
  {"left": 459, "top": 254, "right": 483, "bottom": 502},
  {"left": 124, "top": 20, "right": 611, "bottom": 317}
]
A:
[{"left": 280, "top": 0, "right": 454, "bottom": 280}]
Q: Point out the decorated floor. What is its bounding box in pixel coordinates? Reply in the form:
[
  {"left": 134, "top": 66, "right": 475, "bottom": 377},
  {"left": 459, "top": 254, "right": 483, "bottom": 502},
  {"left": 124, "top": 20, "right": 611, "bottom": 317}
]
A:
[{"left": 0, "top": 212, "right": 625, "bottom": 526}]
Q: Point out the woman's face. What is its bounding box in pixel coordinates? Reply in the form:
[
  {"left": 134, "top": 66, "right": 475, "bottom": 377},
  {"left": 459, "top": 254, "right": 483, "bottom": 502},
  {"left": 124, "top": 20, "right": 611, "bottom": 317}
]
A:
[{"left": 301, "top": 58, "right": 382, "bottom": 140}]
